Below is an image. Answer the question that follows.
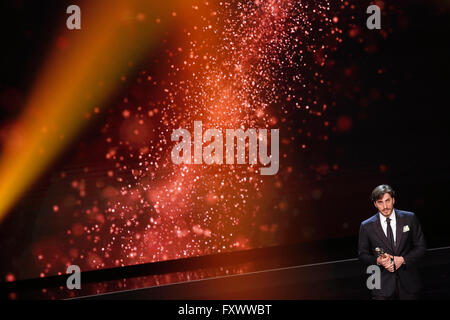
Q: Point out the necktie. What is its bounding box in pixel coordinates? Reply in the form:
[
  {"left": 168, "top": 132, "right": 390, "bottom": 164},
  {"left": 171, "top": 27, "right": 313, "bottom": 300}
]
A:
[{"left": 386, "top": 217, "right": 395, "bottom": 253}]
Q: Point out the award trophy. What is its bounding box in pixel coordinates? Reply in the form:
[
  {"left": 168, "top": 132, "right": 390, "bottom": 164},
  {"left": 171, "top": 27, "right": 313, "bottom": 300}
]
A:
[{"left": 374, "top": 247, "right": 386, "bottom": 258}]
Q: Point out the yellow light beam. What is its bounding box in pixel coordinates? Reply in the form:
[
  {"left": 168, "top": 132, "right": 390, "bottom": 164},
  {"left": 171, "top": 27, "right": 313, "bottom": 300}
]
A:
[{"left": 0, "top": 0, "right": 183, "bottom": 223}]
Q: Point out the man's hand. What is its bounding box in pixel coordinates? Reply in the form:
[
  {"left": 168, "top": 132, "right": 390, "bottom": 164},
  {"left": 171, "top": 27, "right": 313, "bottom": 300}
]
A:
[
  {"left": 377, "top": 254, "right": 395, "bottom": 272},
  {"left": 376, "top": 255, "right": 388, "bottom": 266},
  {"left": 393, "top": 256, "right": 405, "bottom": 270},
  {"left": 377, "top": 255, "right": 394, "bottom": 271},
  {"left": 384, "top": 254, "right": 404, "bottom": 271}
]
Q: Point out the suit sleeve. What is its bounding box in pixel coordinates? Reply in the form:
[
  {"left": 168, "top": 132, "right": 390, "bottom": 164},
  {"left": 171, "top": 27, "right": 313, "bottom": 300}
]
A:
[
  {"left": 358, "top": 222, "right": 377, "bottom": 266},
  {"left": 403, "top": 213, "right": 426, "bottom": 267}
]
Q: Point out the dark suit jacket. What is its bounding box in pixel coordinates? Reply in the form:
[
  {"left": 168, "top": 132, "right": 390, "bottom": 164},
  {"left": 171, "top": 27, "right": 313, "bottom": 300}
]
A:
[{"left": 358, "top": 209, "right": 426, "bottom": 297}]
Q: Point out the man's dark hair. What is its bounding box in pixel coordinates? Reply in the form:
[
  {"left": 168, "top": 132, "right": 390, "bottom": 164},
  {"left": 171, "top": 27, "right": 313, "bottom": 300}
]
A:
[{"left": 371, "top": 184, "right": 395, "bottom": 202}]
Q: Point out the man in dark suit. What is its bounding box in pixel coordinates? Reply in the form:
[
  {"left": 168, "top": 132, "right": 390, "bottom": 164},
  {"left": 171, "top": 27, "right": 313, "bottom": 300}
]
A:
[{"left": 358, "top": 184, "right": 426, "bottom": 299}]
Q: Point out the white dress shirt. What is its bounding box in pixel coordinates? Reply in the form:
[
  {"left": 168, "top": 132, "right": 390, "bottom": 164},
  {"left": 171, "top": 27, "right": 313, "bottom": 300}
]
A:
[{"left": 379, "top": 209, "right": 396, "bottom": 243}]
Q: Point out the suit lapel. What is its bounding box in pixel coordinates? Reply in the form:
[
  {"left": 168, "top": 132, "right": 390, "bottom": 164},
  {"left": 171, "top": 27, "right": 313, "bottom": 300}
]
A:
[
  {"left": 373, "top": 213, "right": 394, "bottom": 254},
  {"left": 395, "top": 210, "right": 404, "bottom": 254}
]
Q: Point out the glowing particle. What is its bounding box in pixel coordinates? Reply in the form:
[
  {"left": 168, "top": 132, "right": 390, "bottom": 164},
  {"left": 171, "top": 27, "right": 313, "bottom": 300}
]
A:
[
  {"left": 122, "top": 110, "right": 131, "bottom": 119},
  {"left": 5, "top": 273, "right": 15, "bottom": 282}
]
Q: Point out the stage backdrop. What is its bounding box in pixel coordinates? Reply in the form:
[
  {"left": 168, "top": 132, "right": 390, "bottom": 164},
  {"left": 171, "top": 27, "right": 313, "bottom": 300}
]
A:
[{"left": 0, "top": 0, "right": 449, "bottom": 285}]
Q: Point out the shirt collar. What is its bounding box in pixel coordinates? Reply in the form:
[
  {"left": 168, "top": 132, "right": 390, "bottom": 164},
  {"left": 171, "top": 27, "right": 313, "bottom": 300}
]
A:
[{"left": 379, "top": 208, "right": 396, "bottom": 224}]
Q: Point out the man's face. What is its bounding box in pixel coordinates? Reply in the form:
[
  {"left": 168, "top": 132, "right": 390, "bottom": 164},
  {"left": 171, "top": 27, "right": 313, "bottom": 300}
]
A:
[{"left": 374, "top": 193, "right": 395, "bottom": 217}]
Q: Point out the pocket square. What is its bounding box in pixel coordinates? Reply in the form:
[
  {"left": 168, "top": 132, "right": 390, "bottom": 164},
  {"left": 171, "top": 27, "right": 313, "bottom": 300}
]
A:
[{"left": 403, "top": 225, "right": 410, "bottom": 232}]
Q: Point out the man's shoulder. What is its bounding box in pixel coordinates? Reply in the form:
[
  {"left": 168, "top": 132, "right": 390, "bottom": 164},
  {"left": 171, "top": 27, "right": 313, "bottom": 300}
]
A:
[
  {"left": 395, "top": 209, "right": 416, "bottom": 223},
  {"left": 395, "top": 209, "right": 415, "bottom": 219},
  {"left": 361, "top": 213, "right": 378, "bottom": 227}
]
